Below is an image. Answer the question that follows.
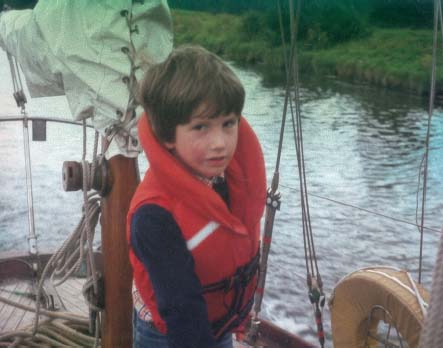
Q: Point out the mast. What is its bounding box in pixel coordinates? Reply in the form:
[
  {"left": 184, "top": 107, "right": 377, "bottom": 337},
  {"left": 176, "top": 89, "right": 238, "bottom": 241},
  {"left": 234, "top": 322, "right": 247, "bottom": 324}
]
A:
[{"left": 100, "top": 155, "right": 139, "bottom": 347}]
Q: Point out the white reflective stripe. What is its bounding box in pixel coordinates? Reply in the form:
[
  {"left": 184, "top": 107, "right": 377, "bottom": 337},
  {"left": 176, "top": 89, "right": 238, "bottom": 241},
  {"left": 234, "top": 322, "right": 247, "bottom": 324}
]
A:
[{"left": 186, "top": 221, "right": 220, "bottom": 251}]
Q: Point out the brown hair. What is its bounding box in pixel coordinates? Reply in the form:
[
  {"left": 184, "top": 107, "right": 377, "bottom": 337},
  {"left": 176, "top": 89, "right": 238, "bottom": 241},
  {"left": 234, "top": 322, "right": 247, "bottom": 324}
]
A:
[{"left": 138, "top": 45, "right": 245, "bottom": 142}]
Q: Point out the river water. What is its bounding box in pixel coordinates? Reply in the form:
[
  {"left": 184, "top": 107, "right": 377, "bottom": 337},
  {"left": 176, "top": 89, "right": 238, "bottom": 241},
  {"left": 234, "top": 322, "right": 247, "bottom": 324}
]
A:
[{"left": 0, "top": 51, "right": 442, "bottom": 346}]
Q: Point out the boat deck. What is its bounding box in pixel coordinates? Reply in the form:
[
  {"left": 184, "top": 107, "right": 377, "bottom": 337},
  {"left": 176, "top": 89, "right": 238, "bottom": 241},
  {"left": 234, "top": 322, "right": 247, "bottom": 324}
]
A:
[
  {"left": 0, "top": 253, "right": 316, "bottom": 348},
  {"left": 0, "top": 277, "right": 87, "bottom": 333},
  {"left": 0, "top": 278, "right": 311, "bottom": 347},
  {"left": 0, "top": 277, "right": 257, "bottom": 347},
  {"left": 0, "top": 276, "right": 94, "bottom": 348}
]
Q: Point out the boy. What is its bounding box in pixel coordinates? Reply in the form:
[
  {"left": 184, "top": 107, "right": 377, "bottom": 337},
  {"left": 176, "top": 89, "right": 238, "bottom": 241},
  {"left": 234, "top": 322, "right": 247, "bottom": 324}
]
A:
[{"left": 127, "top": 45, "right": 266, "bottom": 348}]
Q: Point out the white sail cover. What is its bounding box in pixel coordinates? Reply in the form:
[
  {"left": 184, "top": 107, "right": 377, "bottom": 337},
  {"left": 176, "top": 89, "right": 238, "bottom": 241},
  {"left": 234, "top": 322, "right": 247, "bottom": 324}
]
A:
[{"left": 0, "top": 0, "right": 173, "bottom": 158}]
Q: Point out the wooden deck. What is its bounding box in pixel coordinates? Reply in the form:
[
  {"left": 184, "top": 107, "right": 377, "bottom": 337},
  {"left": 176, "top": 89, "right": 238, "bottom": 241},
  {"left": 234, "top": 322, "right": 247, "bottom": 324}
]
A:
[
  {"left": 0, "top": 276, "right": 88, "bottom": 334},
  {"left": 0, "top": 253, "right": 316, "bottom": 348},
  {"left": 0, "top": 276, "right": 251, "bottom": 347},
  {"left": 0, "top": 276, "right": 315, "bottom": 347}
]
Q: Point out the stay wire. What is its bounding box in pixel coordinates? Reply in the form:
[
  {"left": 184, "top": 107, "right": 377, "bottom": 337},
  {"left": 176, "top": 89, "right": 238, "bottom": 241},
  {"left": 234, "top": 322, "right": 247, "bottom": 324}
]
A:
[
  {"left": 286, "top": 1, "right": 325, "bottom": 347},
  {"left": 250, "top": 0, "right": 289, "bottom": 326},
  {"left": 418, "top": 7, "right": 443, "bottom": 344},
  {"left": 288, "top": 0, "right": 322, "bottom": 287},
  {"left": 274, "top": 0, "right": 301, "bottom": 176},
  {"left": 6, "top": 52, "right": 42, "bottom": 300},
  {"left": 280, "top": 183, "right": 440, "bottom": 234},
  {"left": 417, "top": 0, "right": 440, "bottom": 284},
  {"left": 82, "top": 120, "right": 102, "bottom": 347},
  {"left": 277, "top": 0, "right": 289, "bottom": 78},
  {"left": 247, "top": 1, "right": 297, "bottom": 341},
  {"left": 278, "top": 0, "right": 307, "bottom": 280},
  {"left": 277, "top": 0, "right": 311, "bottom": 283},
  {"left": 287, "top": 0, "right": 325, "bottom": 347}
]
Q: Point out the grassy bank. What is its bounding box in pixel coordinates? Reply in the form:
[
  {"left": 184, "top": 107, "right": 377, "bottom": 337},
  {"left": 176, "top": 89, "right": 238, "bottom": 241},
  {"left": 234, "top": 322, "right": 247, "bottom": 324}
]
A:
[{"left": 172, "top": 9, "right": 441, "bottom": 95}]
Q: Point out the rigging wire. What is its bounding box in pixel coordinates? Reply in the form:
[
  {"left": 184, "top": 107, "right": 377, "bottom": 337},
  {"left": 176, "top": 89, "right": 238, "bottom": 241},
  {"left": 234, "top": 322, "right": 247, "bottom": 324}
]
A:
[
  {"left": 417, "top": 0, "right": 441, "bottom": 284},
  {"left": 246, "top": 0, "right": 292, "bottom": 344},
  {"left": 6, "top": 52, "right": 41, "bottom": 288},
  {"left": 247, "top": 1, "right": 325, "bottom": 347},
  {"left": 81, "top": 120, "right": 102, "bottom": 345},
  {"left": 281, "top": 183, "right": 441, "bottom": 234},
  {"left": 418, "top": 2, "right": 443, "bottom": 346},
  {"left": 288, "top": 0, "right": 322, "bottom": 287},
  {"left": 285, "top": 1, "right": 325, "bottom": 346},
  {"left": 6, "top": 53, "right": 37, "bottom": 255},
  {"left": 1, "top": 3, "right": 143, "bottom": 346}
]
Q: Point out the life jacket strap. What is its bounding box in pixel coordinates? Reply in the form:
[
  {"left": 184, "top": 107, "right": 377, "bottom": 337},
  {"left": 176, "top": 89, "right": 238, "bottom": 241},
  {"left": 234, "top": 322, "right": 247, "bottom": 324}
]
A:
[
  {"left": 201, "top": 251, "right": 260, "bottom": 339},
  {"left": 202, "top": 251, "right": 260, "bottom": 293}
]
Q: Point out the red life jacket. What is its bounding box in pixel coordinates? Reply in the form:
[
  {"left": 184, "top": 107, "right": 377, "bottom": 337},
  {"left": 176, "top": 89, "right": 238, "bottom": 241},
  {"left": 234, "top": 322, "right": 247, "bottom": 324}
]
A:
[{"left": 127, "top": 113, "right": 266, "bottom": 337}]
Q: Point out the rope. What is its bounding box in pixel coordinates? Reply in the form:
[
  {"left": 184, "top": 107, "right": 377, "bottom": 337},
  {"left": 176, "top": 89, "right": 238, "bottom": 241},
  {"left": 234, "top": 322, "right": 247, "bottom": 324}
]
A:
[
  {"left": 0, "top": 5, "right": 146, "bottom": 346},
  {"left": 0, "top": 295, "right": 89, "bottom": 325},
  {"left": 0, "top": 316, "right": 96, "bottom": 347},
  {"left": 1, "top": 5, "right": 144, "bottom": 344},
  {"left": 2, "top": 182, "right": 102, "bottom": 345},
  {"left": 31, "top": 194, "right": 101, "bottom": 334},
  {"left": 406, "top": 271, "right": 428, "bottom": 318},
  {"left": 26, "top": 76, "right": 103, "bottom": 347},
  {"left": 19, "top": 86, "right": 102, "bottom": 348},
  {"left": 365, "top": 270, "right": 428, "bottom": 313}
]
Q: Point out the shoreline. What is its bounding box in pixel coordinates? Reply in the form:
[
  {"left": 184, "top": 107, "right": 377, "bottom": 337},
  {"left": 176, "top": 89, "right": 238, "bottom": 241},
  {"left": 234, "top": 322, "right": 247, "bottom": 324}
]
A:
[{"left": 172, "top": 9, "right": 441, "bottom": 97}]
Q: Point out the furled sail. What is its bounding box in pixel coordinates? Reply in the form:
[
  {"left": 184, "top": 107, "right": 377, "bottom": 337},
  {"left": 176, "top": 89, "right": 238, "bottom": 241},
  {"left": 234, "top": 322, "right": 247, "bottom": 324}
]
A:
[{"left": 0, "top": 0, "right": 173, "bottom": 158}]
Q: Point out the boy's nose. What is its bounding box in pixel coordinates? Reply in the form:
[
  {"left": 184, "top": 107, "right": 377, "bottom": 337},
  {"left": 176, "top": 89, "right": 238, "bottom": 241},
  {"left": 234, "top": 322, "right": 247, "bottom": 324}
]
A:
[{"left": 210, "top": 129, "right": 226, "bottom": 150}]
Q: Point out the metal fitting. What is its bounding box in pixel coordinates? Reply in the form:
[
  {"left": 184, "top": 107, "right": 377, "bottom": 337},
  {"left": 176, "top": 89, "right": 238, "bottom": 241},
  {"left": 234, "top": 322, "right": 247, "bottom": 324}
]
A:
[{"left": 62, "top": 156, "right": 111, "bottom": 196}]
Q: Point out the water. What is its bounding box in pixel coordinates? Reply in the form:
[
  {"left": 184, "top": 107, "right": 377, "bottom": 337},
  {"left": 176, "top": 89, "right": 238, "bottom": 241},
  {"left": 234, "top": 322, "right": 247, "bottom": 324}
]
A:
[{"left": 1, "top": 51, "right": 442, "bottom": 346}]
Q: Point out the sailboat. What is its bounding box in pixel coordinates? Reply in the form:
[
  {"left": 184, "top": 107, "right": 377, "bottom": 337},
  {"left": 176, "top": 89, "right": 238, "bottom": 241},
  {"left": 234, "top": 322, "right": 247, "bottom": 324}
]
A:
[{"left": 0, "top": 0, "right": 442, "bottom": 347}]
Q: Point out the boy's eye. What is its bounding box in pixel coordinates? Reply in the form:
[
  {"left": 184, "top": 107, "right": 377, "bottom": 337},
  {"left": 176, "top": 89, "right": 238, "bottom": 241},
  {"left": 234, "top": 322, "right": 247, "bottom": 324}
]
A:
[
  {"left": 223, "top": 119, "right": 238, "bottom": 128},
  {"left": 192, "top": 123, "right": 207, "bottom": 131}
]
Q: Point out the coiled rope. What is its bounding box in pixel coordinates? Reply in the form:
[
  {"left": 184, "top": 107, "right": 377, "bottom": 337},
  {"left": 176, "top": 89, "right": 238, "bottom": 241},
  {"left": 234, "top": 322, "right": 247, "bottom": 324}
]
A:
[
  {"left": 1, "top": 3, "right": 148, "bottom": 346},
  {"left": 29, "top": 123, "right": 102, "bottom": 346},
  {"left": 1, "top": 51, "right": 103, "bottom": 347},
  {"left": 0, "top": 168, "right": 103, "bottom": 347}
]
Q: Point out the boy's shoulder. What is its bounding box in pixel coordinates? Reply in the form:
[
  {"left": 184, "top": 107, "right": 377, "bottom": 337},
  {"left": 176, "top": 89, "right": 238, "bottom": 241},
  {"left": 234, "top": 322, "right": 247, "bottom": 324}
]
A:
[{"left": 133, "top": 203, "right": 175, "bottom": 225}]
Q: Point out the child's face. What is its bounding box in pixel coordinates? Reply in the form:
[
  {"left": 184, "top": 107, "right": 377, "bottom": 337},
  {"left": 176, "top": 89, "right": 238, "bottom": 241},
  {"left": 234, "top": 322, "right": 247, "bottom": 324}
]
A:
[{"left": 165, "top": 109, "right": 239, "bottom": 179}]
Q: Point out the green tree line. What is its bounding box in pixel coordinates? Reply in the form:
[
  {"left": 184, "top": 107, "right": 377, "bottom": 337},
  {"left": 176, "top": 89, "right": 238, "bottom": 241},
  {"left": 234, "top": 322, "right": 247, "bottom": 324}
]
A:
[
  {"left": 0, "top": 0, "right": 435, "bottom": 56},
  {"left": 169, "top": 0, "right": 433, "bottom": 28},
  {"left": 1, "top": 1, "right": 435, "bottom": 37},
  {"left": 0, "top": 0, "right": 36, "bottom": 10},
  {"left": 170, "top": 0, "right": 434, "bottom": 47}
]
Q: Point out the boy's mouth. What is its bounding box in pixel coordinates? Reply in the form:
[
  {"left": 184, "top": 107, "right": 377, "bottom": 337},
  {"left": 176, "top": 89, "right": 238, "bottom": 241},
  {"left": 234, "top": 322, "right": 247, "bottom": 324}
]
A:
[{"left": 207, "top": 156, "right": 226, "bottom": 166}]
